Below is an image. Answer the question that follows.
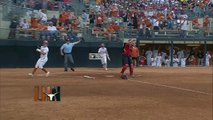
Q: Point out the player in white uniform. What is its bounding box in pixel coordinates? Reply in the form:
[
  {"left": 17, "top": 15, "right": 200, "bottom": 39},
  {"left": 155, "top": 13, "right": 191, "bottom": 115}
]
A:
[
  {"left": 173, "top": 55, "right": 179, "bottom": 67},
  {"left": 180, "top": 56, "right": 186, "bottom": 67},
  {"left": 98, "top": 43, "right": 110, "bottom": 70},
  {"left": 151, "top": 57, "right": 156, "bottom": 66},
  {"left": 145, "top": 48, "right": 153, "bottom": 66},
  {"left": 165, "top": 56, "right": 170, "bottom": 67},
  {"left": 156, "top": 53, "right": 162, "bottom": 67},
  {"left": 161, "top": 50, "right": 167, "bottom": 66},
  {"left": 28, "top": 40, "right": 50, "bottom": 77},
  {"left": 177, "top": 49, "right": 184, "bottom": 65},
  {"left": 205, "top": 51, "right": 211, "bottom": 66}
]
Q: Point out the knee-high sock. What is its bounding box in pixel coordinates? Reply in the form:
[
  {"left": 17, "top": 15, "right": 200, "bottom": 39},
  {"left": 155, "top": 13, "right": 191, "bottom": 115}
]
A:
[
  {"left": 129, "top": 64, "right": 134, "bottom": 75},
  {"left": 121, "top": 64, "right": 129, "bottom": 74}
]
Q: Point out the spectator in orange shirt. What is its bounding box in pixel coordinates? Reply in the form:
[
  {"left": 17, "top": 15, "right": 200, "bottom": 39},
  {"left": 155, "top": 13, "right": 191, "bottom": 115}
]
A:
[
  {"left": 59, "top": 14, "right": 65, "bottom": 26},
  {"left": 64, "top": 10, "right": 71, "bottom": 25},
  {"left": 31, "top": 17, "right": 39, "bottom": 28},
  {"left": 111, "top": 4, "right": 118, "bottom": 18},
  {"left": 131, "top": 43, "right": 139, "bottom": 67},
  {"left": 203, "top": 15, "right": 209, "bottom": 36},
  {"left": 72, "top": 19, "right": 79, "bottom": 30},
  {"left": 203, "top": 15, "right": 209, "bottom": 30},
  {"left": 107, "top": 24, "right": 115, "bottom": 33},
  {"left": 96, "top": 0, "right": 102, "bottom": 4},
  {"left": 106, "top": 24, "right": 115, "bottom": 40},
  {"left": 96, "top": 13, "right": 103, "bottom": 28},
  {"left": 192, "top": 16, "right": 200, "bottom": 29}
]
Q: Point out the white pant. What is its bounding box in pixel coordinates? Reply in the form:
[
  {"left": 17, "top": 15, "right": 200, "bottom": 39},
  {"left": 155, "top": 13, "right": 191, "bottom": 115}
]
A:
[
  {"left": 100, "top": 55, "right": 107, "bottom": 65},
  {"left": 35, "top": 58, "right": 48, "bottom": 69},
  {"left": 206, "top": 62, "right": 209, "bottom": 66},
  {"left": 156, "top": 61, "right": 161, "bottom": 67}
]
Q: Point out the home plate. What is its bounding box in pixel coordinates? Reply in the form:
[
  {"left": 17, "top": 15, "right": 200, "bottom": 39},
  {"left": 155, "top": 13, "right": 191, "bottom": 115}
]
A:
[{"left": 105, "top": 75, "right": 115, "bottom": 78}]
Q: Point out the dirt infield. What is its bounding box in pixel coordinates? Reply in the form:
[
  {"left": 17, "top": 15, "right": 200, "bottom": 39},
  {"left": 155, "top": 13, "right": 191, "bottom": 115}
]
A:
[{"left": 0, "top": 67, "right": 212, "bottom": 120}]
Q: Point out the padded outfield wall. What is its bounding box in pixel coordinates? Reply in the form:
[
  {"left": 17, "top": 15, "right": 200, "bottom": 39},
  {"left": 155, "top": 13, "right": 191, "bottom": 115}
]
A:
[{"left": 0, "top": 40, "right": 123, "bottom": 68}]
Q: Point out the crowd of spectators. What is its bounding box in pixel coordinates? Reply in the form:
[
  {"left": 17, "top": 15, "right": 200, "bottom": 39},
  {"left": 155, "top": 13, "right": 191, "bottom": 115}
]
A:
[
  {"left": 7, "top": 0, "right": 213, "bottom": 40},
  {"left": 12, "top": 0, "right": 72, "bottom": 11},
  {"left": 89, "top": 0, "right": 213, "bottom": 38}
]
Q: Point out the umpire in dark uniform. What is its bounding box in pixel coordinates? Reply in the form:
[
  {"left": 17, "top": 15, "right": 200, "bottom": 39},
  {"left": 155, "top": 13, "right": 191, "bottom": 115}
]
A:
[{"left": 60, "top": 38, "right": 81, "bottom": 71}]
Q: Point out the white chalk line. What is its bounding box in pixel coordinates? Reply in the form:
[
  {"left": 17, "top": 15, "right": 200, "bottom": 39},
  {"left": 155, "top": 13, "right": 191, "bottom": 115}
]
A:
[
  {"left": 36, "top": 72, "right": 115, "bottom": 78},
  {"left": 36, "top": 72, "right": 73, "bottom": 76},
  {"left": 36, "top": 72, "right": 212, "bottom": 95},
  {"left": 131, "top": 80, "right": 213, "bottom": 96}
]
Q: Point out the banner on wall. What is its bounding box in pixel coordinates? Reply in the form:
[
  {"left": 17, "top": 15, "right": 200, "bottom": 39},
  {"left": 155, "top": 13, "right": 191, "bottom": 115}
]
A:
[{"left": 89, "top": 53, "right": 101, "bottom": 60}]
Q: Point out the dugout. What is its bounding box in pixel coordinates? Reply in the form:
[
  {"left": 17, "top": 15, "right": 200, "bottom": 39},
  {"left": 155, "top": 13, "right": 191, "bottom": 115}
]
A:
[{"left": 136, "top": 38, "right": 213, "bottom": 66}]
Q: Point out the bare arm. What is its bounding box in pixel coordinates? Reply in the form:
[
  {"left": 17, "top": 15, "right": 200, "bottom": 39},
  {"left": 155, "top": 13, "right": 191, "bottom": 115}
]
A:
[
  {"left": 60, "top": 45, "right": 64, "bottom": 56},
  {"left": 36, "top": 48, "right": 46, "bottom": 55},
  {"left": 60, "top": 48, "right": 64, "bottom": 56},
  {"left": 73, "top": 39, "right": 81, "bottom": 45}
]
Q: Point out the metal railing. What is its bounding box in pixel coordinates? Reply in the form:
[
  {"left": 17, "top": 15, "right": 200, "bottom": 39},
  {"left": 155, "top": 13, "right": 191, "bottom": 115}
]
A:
[
  {"left": 1, "top": 1, "right": 33, "bottom": 21},
  {"left": 0, "top": 27, "right": 212, "bottom": 42}
]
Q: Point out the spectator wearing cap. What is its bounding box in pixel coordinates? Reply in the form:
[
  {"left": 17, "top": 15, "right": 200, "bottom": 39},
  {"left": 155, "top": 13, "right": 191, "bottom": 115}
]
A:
[
  {"left": 8, "top": 17, "right": 18, "bottom": 39},
  {"left": 51, "top": 15, "right": 58, "bottom": 26},
  {"left": 81, "top": 10, "right": 88, "bottom": 29},
  {"left": 180, "top": 16, "right": 188, "bottom": 38},
  {"left": 89, "top": 11, "right": 96, "bottom": 28}
]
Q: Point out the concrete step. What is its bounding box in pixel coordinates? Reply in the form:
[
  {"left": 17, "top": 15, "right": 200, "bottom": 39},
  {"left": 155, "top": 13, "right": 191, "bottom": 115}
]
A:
[
  {"left": 71, "top": 0, "right": 86, "bottom": 15},
  {"left": 47, "top": 10, "right": 60, "bottom": 18}
]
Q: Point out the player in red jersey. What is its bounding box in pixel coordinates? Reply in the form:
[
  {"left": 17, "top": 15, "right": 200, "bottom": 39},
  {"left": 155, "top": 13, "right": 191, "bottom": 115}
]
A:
[{"left": 120, "top": 39, "right": 134, "bottom": 78}]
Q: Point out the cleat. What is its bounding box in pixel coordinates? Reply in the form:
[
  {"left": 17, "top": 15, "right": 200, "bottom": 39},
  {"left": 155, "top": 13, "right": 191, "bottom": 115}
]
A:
[
  {"left": 121, "top": 74, "right": 128, "bottom": 80},
  {"left": 46, "top": 72, "right": 50, "bottom": 77},
  {"left": 28, "top": 73, "right": 34, "bottom": 77},
  {"left": 70, "top": 68, "right": 75, "bottom": 71}
]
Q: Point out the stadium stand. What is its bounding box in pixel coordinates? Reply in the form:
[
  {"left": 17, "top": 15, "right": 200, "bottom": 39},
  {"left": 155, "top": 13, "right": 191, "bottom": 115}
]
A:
[{"left": 0, "top": 0, "right": 212, "bottom": 67}]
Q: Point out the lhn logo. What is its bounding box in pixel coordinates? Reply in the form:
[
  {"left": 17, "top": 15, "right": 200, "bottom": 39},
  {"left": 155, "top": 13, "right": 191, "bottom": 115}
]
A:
[{"left": 34, "top": 86, "right": 61, "bottom": 101}]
